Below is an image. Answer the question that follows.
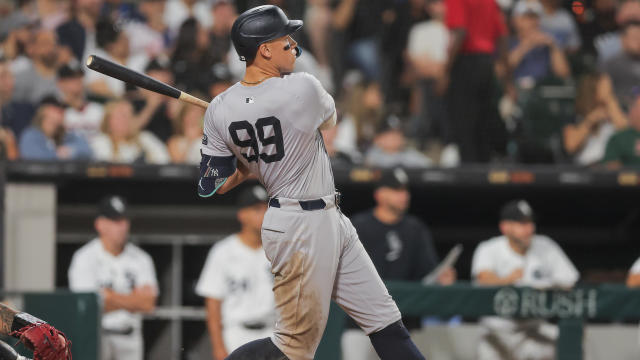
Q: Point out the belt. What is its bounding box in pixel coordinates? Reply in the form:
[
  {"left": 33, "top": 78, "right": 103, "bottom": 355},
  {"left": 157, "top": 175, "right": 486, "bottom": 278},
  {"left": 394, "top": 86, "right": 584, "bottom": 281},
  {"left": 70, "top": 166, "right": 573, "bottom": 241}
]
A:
[
  {"left": 103, "top": 326, "right": 134, "bottom": 335},
  {"left": 268, "top": 192, "right": 341, "bottom": 211},
  {"left": 242, "top": 321, "right": 267, "bottom": 330}
]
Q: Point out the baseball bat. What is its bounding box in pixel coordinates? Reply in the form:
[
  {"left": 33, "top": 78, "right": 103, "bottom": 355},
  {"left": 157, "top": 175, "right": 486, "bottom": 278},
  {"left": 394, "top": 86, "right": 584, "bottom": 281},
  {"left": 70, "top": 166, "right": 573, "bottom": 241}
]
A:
[{"left": 85, "top": 55, "right": 210, "bottom": 109}]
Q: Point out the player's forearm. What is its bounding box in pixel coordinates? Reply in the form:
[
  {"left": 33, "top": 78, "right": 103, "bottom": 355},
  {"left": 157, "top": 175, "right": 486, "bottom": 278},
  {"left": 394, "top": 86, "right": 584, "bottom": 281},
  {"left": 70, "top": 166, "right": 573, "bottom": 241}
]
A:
[
  {"left": 205, "top": 298, "right": 227, "bottom": 359},
  {"left": 475, "top": 272, "right": 517, "bottom": 286},
  {"left": 103, "top": 290, "right": 156, "bottom": 313},
  {"left": 217, "top": 161, "right": 254, "bottom": 194}
]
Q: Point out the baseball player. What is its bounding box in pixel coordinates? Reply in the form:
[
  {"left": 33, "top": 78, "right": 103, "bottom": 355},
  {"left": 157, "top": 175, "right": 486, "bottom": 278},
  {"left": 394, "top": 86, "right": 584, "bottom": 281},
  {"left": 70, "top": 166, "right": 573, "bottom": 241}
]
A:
[
  {"left": 197, "top": 5, "right": 425, "bottom": 360},
  {"left": 196, "top": 185, "right": 274, "bottom": 360},
  {"left": 472, "top": 199, "right": 579, "bottom": 360},
  {"left": 68, "top": 195, "right": 158, "bottom": 360},
  {"left": 0, "top": 302, "right": 71, "bottom": 360}
]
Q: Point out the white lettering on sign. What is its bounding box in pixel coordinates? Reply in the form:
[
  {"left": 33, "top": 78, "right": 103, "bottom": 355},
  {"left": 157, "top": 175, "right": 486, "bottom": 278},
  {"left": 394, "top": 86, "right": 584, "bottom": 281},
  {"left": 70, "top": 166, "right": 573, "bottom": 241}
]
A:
[{"left": 494, "top": 288, "right": 598, "bottom": 319}]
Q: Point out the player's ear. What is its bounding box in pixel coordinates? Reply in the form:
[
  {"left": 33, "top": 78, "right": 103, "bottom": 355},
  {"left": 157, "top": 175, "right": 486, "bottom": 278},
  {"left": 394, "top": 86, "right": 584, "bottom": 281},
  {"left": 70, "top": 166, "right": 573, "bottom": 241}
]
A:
[
  {"left": 499, "top": 221, "right": 509, "bottom": 235},
  {"left": 94, "top": 217, "right": 102, "bottom": 233},
  {"left": 258, "top": 43, "right": 272, "bottom": 59}
]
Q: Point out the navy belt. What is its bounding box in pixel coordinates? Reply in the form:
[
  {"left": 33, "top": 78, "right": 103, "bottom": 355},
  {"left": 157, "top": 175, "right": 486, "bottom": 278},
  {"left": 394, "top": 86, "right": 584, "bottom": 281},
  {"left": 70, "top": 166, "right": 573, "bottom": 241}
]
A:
[
  {"left": 242, "top": 321, "right": 267, "bottom": 330},
  {"left": 268, "top": 198, "right": 327, "bottom": 210}
]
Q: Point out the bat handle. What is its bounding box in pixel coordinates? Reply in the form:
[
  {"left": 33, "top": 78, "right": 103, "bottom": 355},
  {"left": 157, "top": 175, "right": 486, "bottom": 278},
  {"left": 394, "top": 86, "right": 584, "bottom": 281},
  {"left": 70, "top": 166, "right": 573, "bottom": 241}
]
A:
[{"left": 179, "top": 92, "right": 210, "bottom": 109}]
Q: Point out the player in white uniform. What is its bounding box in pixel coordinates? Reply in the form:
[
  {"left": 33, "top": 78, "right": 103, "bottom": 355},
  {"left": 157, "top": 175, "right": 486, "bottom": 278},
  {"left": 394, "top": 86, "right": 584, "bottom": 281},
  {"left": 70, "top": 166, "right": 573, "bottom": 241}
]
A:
[
  {"left": 197, "top": 5, "right": 425, "bottom": 360},
  {"left": 68, "top": 195, "right": 158, "bottom": 360},
  {"left": 472, "top": 200, "right": 579, "bottom": 360},
  {"left": 196, "top": 185, "right": 275, "bottom": 360}
]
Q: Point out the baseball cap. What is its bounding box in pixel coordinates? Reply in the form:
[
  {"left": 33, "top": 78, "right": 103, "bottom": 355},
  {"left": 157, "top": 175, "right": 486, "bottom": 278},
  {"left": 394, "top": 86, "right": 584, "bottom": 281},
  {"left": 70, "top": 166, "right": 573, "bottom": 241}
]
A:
[
  {"left": 236, "top": 186, "right": 268, "bottom": 208},
  {"left": 376, "top": 168, "right": 410, "bottom": 190},
  {"left": 98, "top": 195, "right": 129, "bottom": 220},
  {"left": 375, "top": 114, "right": 404, "bottom": 135},
  {"left": 512, "top": 0, "right": 543, "bottom": 17},
  {"left": 500, "top": 199, "right": 535, "bottom": 222},
  {"left": 145, "top": 56, "right": 171, "bottom": 73},
  {"left": 57, "top": 63, "right": 84, "bottom": 79}
]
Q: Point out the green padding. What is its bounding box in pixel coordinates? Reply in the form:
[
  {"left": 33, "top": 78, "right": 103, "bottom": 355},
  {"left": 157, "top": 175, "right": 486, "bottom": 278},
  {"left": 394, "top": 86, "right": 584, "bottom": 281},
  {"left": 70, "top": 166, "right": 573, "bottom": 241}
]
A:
[
  {"left": 23, "top": 292, "right": 100, "bottom": 360},
  {"left": 314, "top": 283, "right": 640, "bottom": 360}
]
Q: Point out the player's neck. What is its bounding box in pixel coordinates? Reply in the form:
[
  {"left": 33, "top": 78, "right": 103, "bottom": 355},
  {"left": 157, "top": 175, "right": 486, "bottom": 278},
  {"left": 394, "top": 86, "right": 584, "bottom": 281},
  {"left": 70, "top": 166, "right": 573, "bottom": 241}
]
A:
[
  {"left": 374, "top": 206, "right": 402, "bottom": 225},
  {"left": 237, "top": 229, "right": 262, "bottom": 250},
  {"left": 507, "top": 238, "right": 528, "bottom": 256},
  {"left": 242, "top": 63, "right": 280, "bottom": 85},
  {"left": 100, "top": 238, "right": 125, "bottom": 256}
]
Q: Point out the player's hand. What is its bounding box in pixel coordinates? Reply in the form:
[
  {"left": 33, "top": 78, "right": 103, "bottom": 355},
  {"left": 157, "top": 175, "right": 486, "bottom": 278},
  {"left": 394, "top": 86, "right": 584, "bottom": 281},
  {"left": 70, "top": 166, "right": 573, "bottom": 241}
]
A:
[
  {"left": 437, "top": 267, "right": 456, "bottom": 286},
  {"left": 507, "top": 268, "right": 524, "bottom": 283}
]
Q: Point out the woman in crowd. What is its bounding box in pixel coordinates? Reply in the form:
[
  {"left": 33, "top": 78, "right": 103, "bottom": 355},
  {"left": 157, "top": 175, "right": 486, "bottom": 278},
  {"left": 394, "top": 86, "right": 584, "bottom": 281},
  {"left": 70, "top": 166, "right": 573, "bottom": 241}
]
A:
[
  {"left": 563, "top": 73, "right": 627, "bottom": 165},
  {"left": 91, "top": 99, "right": 170, "bottom": 164},
  {"left": 167, "top": 103, "right": 204, "bottom": 164}
]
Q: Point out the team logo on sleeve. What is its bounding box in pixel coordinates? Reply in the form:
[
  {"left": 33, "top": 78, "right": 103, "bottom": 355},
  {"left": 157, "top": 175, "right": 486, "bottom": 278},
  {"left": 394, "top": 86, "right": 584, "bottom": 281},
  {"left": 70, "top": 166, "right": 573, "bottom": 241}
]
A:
[
  {"left": 202, "top": 134, "right": 208, "bottom": 145},
  {"left": 246, "top": 97, "right": 255, "bottom": 104}
]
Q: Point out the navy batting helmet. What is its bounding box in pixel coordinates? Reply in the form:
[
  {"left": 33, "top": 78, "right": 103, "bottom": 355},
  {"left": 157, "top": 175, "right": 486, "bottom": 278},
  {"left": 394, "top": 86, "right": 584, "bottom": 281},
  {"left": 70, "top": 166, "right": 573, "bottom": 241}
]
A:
[{"left": 231, "top": 5, "right": 303, "bottom": 61}]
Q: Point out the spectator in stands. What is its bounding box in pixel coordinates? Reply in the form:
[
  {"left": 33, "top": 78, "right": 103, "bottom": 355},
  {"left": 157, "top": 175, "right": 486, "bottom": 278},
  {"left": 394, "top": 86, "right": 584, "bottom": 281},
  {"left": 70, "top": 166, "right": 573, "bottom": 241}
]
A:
[
  {"left": 595, "top": 0, "right": 640, "bottom": 64},
  {"left": 509, "top": 0, "right": 571, "bottom": 85},
  {"left": 472, "top": 199, "right": 579, "bottom": 360},
  {"left": 406, "top": 0, "right": 450, "bottom": 152},
  {"left": 445, "top": 0, "right": 508, "bottom": 163},
  {"left": 122, "top": 0, "right": 169, "bottom": 59},
  {"left": 19, "top": 96, "right": 92, "bottom": 160},
  {"left": 91, "top": 99, "right": 170, "bottom": 164},
  {"left": 365, "top": 114, "right": 432, "bottom": 168},
  {"left": 540, "top": 0, "right": 582, "bottom": 52},
  {"left": 12, "top": 28, "right": 61, "bottom": 105},
  {"left": 320, "top": 116, "right": 362, "bottom": 167},
  {"left": 0, "top": 59, "right": 19, "bottom": 160},
  {"left": 331, "top": 0, "right": 388, "bottom": 83},
  {"left": 340, "top": 80, "right": 384, "bottom": 150},
  {"left": 68, "top": 195, "right": 158, "bottom": 360},
  {"left": 196, "top": 186, "right": 274, "bottom": 360},
  {"left": 602, "top": 94, "right": 640, "bottom": 167},
  {"left": 56, "top": 62, "right": 105, "bottom": 141},
  {"left": 85, "top": 18, "right": 148, "bottom": 99},
  {"left": 132, "top": 58, "right": 181, "bottom": 143},
  {"left": 341, "top": 168, "right": 455, "bottom": 360},
  {"left": 163, "top": 0, "right": 212, "bottom": 37},
  {"left": 56, "top": 0, "right": 103, "bottom": 62},
  {"left": 170, "top": 17, "right": 213, "bottom": 94},
  {"left": 207, "top": 0, "right": 236, "bottom": 65},
  {"left": 0, "top": 56, "right": 34, "bottom": 140},
  {"left": 578, "top": 0, "right": 618, "bottom": 57},
  {"left": 563, "top": 73, "right": 627, "bottom": 165},
  {"left": 167, "top": 103, "right": 203, "bottom": 164},
  {"left": 600, "top": 20, "right": 640, "bottom": 110},
  {"left": 304, "top": 0, "right": 332, "bottom": 82}
]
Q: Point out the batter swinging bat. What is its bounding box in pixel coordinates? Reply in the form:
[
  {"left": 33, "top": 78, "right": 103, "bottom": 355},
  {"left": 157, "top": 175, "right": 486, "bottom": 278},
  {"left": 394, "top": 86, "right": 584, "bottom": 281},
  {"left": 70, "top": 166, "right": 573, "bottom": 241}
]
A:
[{"left": 85, "top": 55, "right": 210, "bottom": 109}]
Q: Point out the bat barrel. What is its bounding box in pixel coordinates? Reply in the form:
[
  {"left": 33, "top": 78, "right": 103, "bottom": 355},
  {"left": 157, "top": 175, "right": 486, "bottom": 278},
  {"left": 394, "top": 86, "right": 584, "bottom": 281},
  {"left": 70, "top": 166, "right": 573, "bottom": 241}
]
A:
[{"left": 86, "top": 55, "right": 182, "bottom": 99}]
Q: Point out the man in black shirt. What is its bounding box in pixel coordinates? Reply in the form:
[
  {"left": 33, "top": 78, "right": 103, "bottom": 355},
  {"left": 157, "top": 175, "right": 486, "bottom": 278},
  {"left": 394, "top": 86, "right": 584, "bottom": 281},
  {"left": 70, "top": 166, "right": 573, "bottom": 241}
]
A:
[{"left": 341, "top": 167, "right": 456, "bottom": 360}]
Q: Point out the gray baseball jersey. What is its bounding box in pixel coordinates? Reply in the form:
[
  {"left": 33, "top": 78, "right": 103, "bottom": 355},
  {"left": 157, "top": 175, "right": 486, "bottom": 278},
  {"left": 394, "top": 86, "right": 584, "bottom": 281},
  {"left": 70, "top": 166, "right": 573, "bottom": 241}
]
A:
[{"left": 201, "top": 72, "right": 335, "bottom": 199}]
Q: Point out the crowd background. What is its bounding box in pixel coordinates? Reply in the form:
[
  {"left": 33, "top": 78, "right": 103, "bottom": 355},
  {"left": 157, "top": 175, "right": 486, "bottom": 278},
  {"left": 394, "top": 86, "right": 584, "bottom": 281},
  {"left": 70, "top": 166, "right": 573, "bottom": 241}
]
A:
[{"left": 2, "top": 0, "right": 640, "bottom": 169}]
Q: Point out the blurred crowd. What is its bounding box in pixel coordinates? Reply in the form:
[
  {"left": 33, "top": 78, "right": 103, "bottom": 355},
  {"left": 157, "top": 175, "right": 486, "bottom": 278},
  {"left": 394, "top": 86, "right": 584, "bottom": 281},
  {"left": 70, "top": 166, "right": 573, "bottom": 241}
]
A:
[{"left": 1, "top": 0, "right": 640, "bottom": 167}]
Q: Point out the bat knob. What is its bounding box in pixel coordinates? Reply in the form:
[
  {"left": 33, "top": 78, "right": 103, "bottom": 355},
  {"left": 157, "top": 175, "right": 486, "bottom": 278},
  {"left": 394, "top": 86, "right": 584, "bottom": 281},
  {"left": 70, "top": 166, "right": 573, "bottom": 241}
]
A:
[{"left": 86, "top": 55, "right": 94, "bottom": 67}]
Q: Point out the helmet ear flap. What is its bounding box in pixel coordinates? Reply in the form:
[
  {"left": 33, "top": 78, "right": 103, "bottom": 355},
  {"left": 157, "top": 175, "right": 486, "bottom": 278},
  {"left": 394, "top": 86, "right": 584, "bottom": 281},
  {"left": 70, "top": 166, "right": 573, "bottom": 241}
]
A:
[{"left": 294, "top": 46, "right": 302, "bottom": 58}]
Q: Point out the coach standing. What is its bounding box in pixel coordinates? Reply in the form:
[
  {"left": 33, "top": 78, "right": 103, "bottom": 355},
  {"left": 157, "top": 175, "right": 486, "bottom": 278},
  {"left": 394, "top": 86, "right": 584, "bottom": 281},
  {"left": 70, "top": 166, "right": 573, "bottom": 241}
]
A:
[
  {"left": 68, "top": 195, "right": 158, "bottom": 360},
  {"left": 444, "top": 0, "right": 509, "bottom": 163},
  {"left": 341, "top": 168, "right": 456, "bottom": 359}
]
